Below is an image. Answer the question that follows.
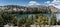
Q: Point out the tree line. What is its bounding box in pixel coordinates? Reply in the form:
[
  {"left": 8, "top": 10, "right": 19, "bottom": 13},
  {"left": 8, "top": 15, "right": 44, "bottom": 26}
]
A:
[{"left": 0, "top": 12, "right": 60, "bottom": 27}]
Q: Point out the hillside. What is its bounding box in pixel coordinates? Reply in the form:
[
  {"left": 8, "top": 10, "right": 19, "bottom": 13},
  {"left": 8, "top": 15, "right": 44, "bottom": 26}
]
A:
[{"left": 0, "top": 5, "right": 56, "bottom": 14}]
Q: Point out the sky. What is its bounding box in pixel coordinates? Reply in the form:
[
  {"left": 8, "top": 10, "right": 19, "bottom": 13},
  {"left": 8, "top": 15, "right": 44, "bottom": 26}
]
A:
[
  {"left": 0, "top": 0, "right": 52, "bottom": 6},
  {"left": 0, "top": 0, "right": 60, "bottom": 9}
]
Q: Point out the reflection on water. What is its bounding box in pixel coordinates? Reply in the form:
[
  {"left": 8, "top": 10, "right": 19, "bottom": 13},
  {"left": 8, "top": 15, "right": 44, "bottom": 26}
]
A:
[
  {"left": 16, "top": 14, "right": 60, "bottom": 20},
  {"left": 56, "top": 14, "right": 60, "bottom": 20},
  {"left": 16, "top": 14, "right": 51, "bottom": 19}
]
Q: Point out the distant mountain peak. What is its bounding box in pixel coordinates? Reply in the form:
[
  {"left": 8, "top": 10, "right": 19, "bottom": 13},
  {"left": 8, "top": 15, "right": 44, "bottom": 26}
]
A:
[{"left": 48, "top": 6, "right": 58, "bottom": 12}]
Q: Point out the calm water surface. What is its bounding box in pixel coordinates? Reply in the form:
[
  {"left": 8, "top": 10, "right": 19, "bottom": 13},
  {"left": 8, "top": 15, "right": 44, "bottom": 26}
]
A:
[{"left": 16, "top": 14, "right": 60, "bottom": 20}]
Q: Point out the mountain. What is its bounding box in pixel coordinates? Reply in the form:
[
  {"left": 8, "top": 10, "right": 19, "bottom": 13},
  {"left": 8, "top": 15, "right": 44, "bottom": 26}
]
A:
[
  {"left": 0, "top": 5, "right": 51, "bottom": 14},
  {"left": 48, "top": 6, "right": 59, "bottom": 13}
]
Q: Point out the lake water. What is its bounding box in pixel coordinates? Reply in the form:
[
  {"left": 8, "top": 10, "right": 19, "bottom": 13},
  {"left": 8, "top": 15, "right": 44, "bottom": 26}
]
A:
[
  {"left": 16, "top": 14, "right": 60, "bottom": 20},
  {"left": 56, "top": 14, "right": 60, "bottom": 20}
]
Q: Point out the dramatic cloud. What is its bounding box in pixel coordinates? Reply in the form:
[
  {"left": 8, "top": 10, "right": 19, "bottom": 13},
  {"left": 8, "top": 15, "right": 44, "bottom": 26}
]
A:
[
  {"left": 45, "top": 0, "right": 60, "bottom": 9},
  {"left": 28, "top": 1, "right": 40, "bottom": 6}
]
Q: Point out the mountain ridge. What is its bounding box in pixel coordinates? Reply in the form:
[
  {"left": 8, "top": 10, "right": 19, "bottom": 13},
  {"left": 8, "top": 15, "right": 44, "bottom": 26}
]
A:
[{"left": 0, "top": 5, "right": 58, "bottom": 14}]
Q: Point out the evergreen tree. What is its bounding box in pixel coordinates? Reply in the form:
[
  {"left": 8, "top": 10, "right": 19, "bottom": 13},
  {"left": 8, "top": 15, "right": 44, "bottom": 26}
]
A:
[{"left": 50, "top": 14, "right": 57, "bottom": 25}]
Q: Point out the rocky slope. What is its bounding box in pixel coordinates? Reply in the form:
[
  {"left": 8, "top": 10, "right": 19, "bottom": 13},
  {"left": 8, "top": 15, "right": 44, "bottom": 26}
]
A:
[{"left": 0, "top": 5, "right": 58, "bottom": 14}]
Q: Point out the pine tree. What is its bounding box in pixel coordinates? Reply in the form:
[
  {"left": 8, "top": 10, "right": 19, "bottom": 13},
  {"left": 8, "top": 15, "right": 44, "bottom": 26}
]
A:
[{"left": 50, "top": 14, "right": 57, "bottom": 25}]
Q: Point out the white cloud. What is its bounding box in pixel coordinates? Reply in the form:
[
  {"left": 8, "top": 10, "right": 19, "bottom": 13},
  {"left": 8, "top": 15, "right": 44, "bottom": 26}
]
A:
[
  {"left": 52, "top": 0, "right": 60, "bottom": 4},
  {"left": 45, "top": 1, "right": 50, "bottom": 4},
  {"left": 28, "top": 1, "right": 40, "bottom": 6},
  {"left": 55, "top": 5, "right": 60, "bottom": 9},
  {"left": 45, "top": 0, "right": 60, "bottom": 9}
]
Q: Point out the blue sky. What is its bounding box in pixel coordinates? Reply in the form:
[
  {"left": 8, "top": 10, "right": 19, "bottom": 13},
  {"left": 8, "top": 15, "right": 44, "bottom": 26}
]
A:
[
  {"left": 0, "top": 0, "right": 53, "bottom": 6},
  {"left": 0, "top": 0, "right": 60, "bottom": 9}
]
